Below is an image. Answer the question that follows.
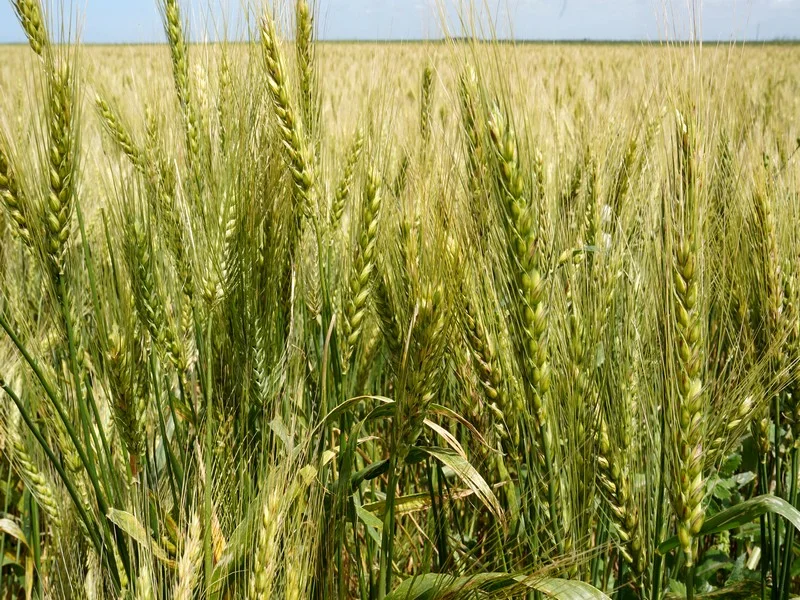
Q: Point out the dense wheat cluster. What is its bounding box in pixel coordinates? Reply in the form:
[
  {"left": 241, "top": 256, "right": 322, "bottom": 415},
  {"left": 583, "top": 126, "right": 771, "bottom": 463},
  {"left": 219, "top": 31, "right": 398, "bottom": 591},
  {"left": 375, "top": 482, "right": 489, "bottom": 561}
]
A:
[{"left": 1, "top": 1, "right": 800, "bottom": 598}]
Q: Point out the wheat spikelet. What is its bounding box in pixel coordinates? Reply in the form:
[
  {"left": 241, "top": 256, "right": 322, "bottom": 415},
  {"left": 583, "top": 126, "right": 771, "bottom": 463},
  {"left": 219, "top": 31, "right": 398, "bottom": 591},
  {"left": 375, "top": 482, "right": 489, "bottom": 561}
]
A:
[
  {"left": 671, "top": 111, "right": 705, "bottom": 568},
  {"left": 459, "top": 69, "right": 487, "bottom": 208},
  {"left": 217, "top": 57, "right": 232, "bottom": 151},
  {"left": 219, "top": 195, "right": 239, "bottom": 299},
  {"left": 126, "top": 220, "right": 161, "bottom": 336},
  {"left": 173, "top": 513, "right": 202, "bottom": 600},
  {"left": 11, "top": 0, "right": 47, "bottom": 57},
  {"left": 125, "top": 219, "right": 186, "bottom": 371},
  {"left": 596, "top": 416, "right": 646, "bottom": 576},
  {"left": 164, "top": 0, "right": 189, "bottom": 110},
  {"left": 95, "top": 96, "right": 144, "bottom": 170},
  {"left": 420, "top": 65, "right": 434, "bottom": 145},
  {"left": 464, "top": 300, "right": 508, "bottom": 418},
  {"left": 342, "top": 169, "right": 383, "bottom": 371},
  {"left": 2, "top": 400, "right": 62, "bottom": 529},
  {"left": 296, "top": 0, "right": 317, "bottom": 138},
  {"left": 44, "top": 64, "right": 76, "bottom": 279},
  {"left": 392, "top": 152, "right": 410, "bottom": 199},
  {"left": 374, "top": 272, "right": 404, "bottom": 363},
  {"left": 83, "top": 550, "right": 102, "bottom": 600},
  {"left": 250, "top": 486, "right": 282, "bottom": 599},
  {"left": 135, "top": 566, "right": 155, "bottom": 600},
  {"left": 395, "top": 280, "right": 450, "bottom": 461},
  {"left": 487, "top": 108, "right": 552, "bottom": 452},
  {"left": 330, "top": 128, "right": 364, "bottom": 228},
  {"left": 783, "top": 268, "right": 800, "bottom": 442},
  {"left": 284, "top": 476, "right": 314, "bottom": 600},
  {"left": 106, "top": 324, "right": 147, "bottom": 466},
  {"left": 163, "top": 0, "right": 200, "bottom": 168},
  {"left": 753, "top": 185, "right": 784, "bottom": 355},
  {"left": 487, "top": 106, "right": 566, "bottom": 545},
  {"left": 142, "top": 108, "right": 194, "bottom": 297},
  {"left": 0, "top": 142, "right": 32, "bottom": 244},
  {"left": 261, "top": 9, "right": 315, "bottom": 220}
]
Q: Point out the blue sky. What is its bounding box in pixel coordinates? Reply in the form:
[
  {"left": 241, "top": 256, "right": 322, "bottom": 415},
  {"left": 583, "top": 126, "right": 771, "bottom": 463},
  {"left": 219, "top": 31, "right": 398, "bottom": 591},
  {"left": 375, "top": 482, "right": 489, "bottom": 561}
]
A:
[{"left": 0, "top": 1, "right": 798, "bottom": 43}]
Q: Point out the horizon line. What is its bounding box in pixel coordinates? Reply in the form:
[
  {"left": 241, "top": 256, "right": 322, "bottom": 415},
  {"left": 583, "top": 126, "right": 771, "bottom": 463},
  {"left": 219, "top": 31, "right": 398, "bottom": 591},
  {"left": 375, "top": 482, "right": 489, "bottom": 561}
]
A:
[{"left": 1, "top": 38, "right": 798, "bottom": 46}]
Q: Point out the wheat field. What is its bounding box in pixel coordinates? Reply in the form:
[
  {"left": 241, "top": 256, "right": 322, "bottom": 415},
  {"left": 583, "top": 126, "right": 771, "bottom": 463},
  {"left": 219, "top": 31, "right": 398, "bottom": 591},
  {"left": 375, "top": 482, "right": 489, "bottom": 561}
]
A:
[{"left": 1, "top": 1, "right": 800, "bottom": 599}]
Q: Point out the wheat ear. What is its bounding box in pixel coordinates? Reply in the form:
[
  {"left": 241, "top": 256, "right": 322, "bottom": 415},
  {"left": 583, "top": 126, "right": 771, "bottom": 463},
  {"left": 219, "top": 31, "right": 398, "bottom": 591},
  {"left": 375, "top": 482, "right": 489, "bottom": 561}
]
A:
[
  {"left": 95, "top": 96, "right": 144, "bottom": 171},
  {"left": 261, "top": 9, "right": 315, "bottom": 219},
  {"left": 672, "top": 111, "right": 705, "bottom": 567},
  {"left": 44, "top": 65, "right": 76, "bottom": 279},
  {"left": 342, "top": 169, "right": 383, "bottom": 371},
  {"left": 296, "top": 0, "right": 317, "bottom": 138},
  {"left": 11, "top": 0, "right": 48, "bottom": 57},
  {"left": 330, "top": 128, "right": 365, "bottom": 228},
  {"left": 3, "top": 401, "right": 62, "bottom": 529},
  {"left": 173, "top": 513, "right": 202, "bottom": 600},
  {"left": 0, "top": 142, "right": 32, "bottom": 244}
]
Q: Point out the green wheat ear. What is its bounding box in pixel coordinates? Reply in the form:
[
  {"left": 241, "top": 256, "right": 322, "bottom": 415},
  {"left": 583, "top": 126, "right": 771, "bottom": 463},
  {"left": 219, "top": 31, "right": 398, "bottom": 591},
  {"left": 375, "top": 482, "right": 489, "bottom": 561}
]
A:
[
  {"left": 671, "top": 110, "right": 705, "bottom": 568},
  {"left": 296, "top": 0, "right": 318, "bottom": 138},
  {"left": 0, "top": 142, "right": 32, "bottom": 245},
  {"left": 2, "top": 399, "right": 62, "bottom": 530},
  {"left": 44, "top": 64, "right": 77, "bottom": 280},
  {"left": 261, "top": 8, "right": 315, "bottom": 220},
  {"left": 96, "top": 96, "right": 144, "bottom": 170},
  {"left": 11, "top": 0, "right": 48, "bottom": 57},
  {"left": 330, "top": 128, "right": 365, "bottom": 229},
  {"left": 342, "top": 169, "right": 383, "bottom": 372},
  {"left": 419, "top": 65, "right": 434, "bottom": 146}
]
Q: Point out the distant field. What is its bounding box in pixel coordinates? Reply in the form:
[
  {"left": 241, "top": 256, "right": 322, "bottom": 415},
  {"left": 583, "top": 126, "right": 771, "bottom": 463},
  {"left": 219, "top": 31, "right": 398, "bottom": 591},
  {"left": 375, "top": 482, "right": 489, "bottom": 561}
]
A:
[{"left": 1, "top": 41, "right": 797, "bottom": 193}]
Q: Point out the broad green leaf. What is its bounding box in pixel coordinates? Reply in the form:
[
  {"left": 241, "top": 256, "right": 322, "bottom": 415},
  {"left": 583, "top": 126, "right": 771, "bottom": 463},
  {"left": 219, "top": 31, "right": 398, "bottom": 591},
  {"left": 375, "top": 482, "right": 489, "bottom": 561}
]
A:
[
  {"left": 269, "top": 415, "right": 292, "bottom": 453},
  {"left": 664, "top": 581, "right": 761, "bottom": 599},
  {"left": 363, "top": 489, "right": 481, "bottom": 517},
  {"left": 0, "top": 518, "right": 28, "bottom": 550},
  {"left": 363, "top": 492, "right": 431, "bottom": 516},
  {"left": 386, "top": 573, "right": 611, "bottom": 599},
  {"left": 315, "top": 395, "right": 393, "bottom": 433},
  {"left": 424, "top": 419, "right": 467, "bottom": 460},
  {"left": 417, "top": 447, "right": 503, "bottom": 522},
  {"left": 658, "top": 494, "right": 800, "bottom": 554},
  {"left": 525, "top": 576, "right": 613, "bottom": 599},
  {"left": 107, "top": 509, "right": 174, "bottom": 567},
  {"left": 299, "top": 464, "right": 317, "bottom": 485},
  {"left": 351, "top": 459, "right": 389, "bottom": 488},
  {"left": 356, "top": 503, "right": 383, "bottom": 546},
  {"left": 2, "top": 552, "right": 24, "bottom": 573},
  {"left": 429, "top": 404, "right": 489, "bottom": 448}
]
